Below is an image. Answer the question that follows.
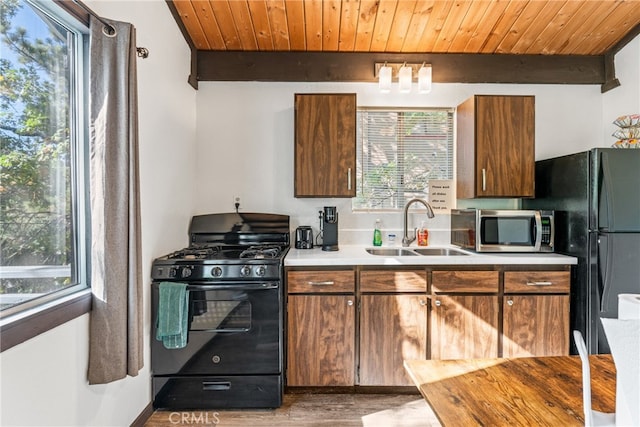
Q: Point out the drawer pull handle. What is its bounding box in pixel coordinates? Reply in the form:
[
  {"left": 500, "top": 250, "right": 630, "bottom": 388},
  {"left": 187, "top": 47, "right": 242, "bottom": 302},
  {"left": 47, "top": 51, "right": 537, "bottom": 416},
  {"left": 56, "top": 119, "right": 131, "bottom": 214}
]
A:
[
  {"left": 347, "top": 168, "right": 352, "bottom": 191},
  {"left": 526, "top": 281, "right": 552, "bottom": 286},
  {"left": 434, "top": 300, "right": 441, "bottom": 307},
  {"left": 347, "top": 300, "right": 354, "bottom": 306},
  {"left": 507, "top": 299, "right": 514, "bottom": 306},
  {"left": 202, "top": 381, "right": 231, "bottom": 391},
  {"left": 307, "top": 281, "right": 335, "bottom": 286}
]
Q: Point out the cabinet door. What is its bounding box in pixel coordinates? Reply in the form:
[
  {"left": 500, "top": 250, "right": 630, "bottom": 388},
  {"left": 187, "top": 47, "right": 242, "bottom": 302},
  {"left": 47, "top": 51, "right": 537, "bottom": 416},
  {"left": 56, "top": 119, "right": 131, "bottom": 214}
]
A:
[
  {"left": 503, "top": 295, "right": 570, "bottom": 357},
  {"left": 457, "top": 95, "right": 534, "bottom": 198},
  {"left": 294, "top": 94, "right": 356, "bottom": 197},
  {"left": 359, "top": 294, "right": 427, "bottom": 386},
  {"left": 476, "top": 95, "right": 534, "bottom": 197},
  {"left": 430, "top": 295, "right": 499, "bottom": 359},
  {"left": 287, "top": 294, "right": 355, "bottom": 386}
]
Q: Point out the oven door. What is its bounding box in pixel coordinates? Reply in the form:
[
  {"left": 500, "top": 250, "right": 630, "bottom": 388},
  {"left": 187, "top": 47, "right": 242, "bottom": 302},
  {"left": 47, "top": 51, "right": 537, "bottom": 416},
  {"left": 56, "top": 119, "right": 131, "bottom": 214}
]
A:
[{"left": 151, "top": 281, "right": 282, "bottom": 376}]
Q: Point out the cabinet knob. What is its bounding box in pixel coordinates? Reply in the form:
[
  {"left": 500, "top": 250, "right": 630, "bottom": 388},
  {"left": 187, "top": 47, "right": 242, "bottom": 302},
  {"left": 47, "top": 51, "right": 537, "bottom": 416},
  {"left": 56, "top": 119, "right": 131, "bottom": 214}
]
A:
[
  {"left": 507, "top": 299, "right": 514, "bottom": 306},
  {"left": 419, "top": 300, "right": 427, "bottom": 306},
  {"left": 434, "top": 300, "right": 441, "bottom": 307},
  {"left": 347, "top": 300, "right": 354, "bottom": 306}
]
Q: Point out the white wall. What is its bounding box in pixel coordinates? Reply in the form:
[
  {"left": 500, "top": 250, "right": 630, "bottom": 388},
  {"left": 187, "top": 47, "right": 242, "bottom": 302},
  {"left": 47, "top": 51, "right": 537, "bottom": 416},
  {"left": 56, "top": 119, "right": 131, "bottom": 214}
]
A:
[
  {"left": 0, "top": 1, "right": 196, "bottom": 426},
  {"left": 194, "top": 79, "right": 603, "bottom": 245},
  {"left": 603, "top": 36, "right": 640, "bottom": 144}
]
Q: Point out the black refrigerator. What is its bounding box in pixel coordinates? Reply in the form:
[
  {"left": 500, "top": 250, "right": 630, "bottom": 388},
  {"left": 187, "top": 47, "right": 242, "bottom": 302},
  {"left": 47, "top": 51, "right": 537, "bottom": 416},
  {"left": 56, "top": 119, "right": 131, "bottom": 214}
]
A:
[{"left": 524, "top": 148, "right": 640, "bottom": 354}]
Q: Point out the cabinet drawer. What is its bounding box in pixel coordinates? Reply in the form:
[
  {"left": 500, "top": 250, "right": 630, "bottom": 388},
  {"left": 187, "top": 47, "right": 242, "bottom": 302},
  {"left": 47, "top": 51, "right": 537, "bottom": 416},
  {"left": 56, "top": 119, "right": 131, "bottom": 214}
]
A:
[
  {"left": 287, "top": 270, "right": 355, "bottom": 293},
  {"left": 504, "top": 271, "right": 570, "bottom": 293},
  {"left": 432, "top": 271, "right": 499, "bottom": 293},
  {"left": 360, "top": 270, "right": 426, "bottom": 292}
]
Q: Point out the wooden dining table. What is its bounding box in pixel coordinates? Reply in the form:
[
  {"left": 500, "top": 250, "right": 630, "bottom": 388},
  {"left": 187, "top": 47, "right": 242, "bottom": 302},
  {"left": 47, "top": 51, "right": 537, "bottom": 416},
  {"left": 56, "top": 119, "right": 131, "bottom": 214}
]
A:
[{"left": 404, "top": 354, "right": 616, "bottom": 426}]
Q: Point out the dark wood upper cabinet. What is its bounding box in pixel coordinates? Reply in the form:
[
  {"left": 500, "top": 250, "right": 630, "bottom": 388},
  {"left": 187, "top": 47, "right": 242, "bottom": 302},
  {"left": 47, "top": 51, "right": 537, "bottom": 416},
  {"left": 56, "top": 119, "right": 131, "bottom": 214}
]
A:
[
  {"left": 456, "top": 95, "right": 535, "bottom": 198},
  {"left": 294, "top": 93, "right": 356, "bottom": 197}
]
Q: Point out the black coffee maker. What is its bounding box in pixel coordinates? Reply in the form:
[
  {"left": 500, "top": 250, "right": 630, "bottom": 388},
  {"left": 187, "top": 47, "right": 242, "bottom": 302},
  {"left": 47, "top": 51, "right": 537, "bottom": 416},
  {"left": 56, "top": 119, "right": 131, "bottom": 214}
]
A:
[{"left": 321, "top": 206, "right": 339, "bottom": 251}]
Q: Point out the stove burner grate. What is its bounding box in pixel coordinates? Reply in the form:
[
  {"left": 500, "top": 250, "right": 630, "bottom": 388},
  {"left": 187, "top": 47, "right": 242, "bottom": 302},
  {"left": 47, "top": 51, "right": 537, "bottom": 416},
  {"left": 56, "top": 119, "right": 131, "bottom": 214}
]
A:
[
  {"left": 167, "top": 245, "right": 220, "bottom": 260},
  {"left": 239, "top": 245, "right": 282, "bottom": 259}
]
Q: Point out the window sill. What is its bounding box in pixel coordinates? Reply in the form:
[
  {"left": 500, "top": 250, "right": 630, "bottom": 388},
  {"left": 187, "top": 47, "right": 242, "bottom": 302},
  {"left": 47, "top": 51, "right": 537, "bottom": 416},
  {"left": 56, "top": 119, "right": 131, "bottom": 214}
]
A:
[{"left": 0, "top": 290, "right": 92, "bottom": 352}]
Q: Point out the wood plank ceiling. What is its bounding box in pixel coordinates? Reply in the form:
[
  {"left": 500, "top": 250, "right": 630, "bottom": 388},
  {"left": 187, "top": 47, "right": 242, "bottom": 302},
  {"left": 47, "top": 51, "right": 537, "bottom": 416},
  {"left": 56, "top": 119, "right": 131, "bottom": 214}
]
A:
[{"left": 167, "top": 0, "right": 640, "bottom": 89}]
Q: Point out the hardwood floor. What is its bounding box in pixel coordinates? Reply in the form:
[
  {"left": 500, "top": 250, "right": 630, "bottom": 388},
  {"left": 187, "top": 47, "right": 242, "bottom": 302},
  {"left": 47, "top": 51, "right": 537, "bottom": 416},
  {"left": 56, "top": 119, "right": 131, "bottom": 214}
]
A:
[{"left": 145, "top": 393, "right": 442, "bottom": 426}]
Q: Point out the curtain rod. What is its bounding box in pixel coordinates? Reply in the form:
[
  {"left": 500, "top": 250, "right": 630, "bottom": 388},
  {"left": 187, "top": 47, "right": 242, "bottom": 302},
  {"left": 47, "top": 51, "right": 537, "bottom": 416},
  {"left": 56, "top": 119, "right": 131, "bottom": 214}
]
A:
[{"left": 71, "top": 0, "right": 149, "bottom": 58}]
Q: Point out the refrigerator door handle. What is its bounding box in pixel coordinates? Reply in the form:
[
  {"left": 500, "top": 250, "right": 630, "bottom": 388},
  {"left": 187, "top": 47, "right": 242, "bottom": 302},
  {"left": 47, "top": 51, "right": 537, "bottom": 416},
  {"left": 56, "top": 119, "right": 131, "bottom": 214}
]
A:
[
  {"left": 598, "top": 233, "right": 612, "bottom": 313},
  {"left": 599, "top": 152, "right": 612, "bottom": 231}
]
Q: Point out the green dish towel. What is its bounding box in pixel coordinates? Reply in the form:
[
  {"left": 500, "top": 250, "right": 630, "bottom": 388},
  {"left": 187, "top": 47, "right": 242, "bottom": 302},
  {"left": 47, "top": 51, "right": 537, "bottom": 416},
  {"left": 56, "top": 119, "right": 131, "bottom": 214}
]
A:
[{"left": 156, "top": 281, "right": 189, "bottom": 349}]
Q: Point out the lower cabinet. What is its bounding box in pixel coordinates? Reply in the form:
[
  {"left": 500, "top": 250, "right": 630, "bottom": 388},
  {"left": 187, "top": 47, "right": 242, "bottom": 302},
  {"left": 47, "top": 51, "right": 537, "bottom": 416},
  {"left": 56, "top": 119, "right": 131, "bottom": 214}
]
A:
[
  {"left": 286, "top": 269, "right": 356, "bottom": 386},
  {"left": 287, "top": 294, "right": 356, "bottom": 386},
  {"left": 359, "top": 269, "right": 427, "bottom": 386},
  {"left": 502, "top": 271, "right": 571, "bottom": 357},
  {"left": 430, "top": 270, "right": 500, "bottom": 359},
  {"left": 285, "top": 265, "right": 571, "bottom": 388}
]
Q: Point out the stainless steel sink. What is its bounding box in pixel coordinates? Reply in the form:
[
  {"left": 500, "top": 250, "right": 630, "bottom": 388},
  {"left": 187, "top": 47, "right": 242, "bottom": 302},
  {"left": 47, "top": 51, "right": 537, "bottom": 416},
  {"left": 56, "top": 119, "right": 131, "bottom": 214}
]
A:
[
  {"left": 365, "top": 248, "right": 418, "bottom": 256},
  {"left": 413, "top": 248, "right": 469, "bottom": 256}
]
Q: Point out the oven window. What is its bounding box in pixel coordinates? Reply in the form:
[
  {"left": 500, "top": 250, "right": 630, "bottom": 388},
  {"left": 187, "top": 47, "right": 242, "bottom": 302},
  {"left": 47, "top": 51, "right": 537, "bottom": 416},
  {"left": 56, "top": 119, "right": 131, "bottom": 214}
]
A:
[
  {"left": 481, "top": 218, "right": 533, "bottom": 245},
  {"left": 189, "top": 295, "right": 251, "bottom": 332}
]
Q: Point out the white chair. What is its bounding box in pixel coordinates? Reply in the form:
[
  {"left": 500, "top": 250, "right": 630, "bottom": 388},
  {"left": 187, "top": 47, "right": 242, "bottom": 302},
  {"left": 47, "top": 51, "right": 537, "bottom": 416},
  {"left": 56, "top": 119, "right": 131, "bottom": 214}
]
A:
[{"left": 573, "top": 330, "right": 616, "bottom": 427}]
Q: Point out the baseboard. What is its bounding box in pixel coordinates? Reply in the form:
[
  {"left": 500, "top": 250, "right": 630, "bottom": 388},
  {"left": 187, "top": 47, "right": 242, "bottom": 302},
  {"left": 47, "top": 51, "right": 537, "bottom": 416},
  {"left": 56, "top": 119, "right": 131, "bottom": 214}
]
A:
[
  {"left": 130, "top": 402, "right": 154, "bottom": 427},
  {"left": 286, "top": 386, "right": 419, "bottom": 395}
]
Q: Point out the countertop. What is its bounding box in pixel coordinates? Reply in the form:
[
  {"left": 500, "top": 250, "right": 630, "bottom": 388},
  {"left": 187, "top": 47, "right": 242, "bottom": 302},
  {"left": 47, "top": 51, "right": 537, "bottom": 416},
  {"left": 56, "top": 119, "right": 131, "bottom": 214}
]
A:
[{"left": 284, "top": 245, "right": 578, "bottom": 266}]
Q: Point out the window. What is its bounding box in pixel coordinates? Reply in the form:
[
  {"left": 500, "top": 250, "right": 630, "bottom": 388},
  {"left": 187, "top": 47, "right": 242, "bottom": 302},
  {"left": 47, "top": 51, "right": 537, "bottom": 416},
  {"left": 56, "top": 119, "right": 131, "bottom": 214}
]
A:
[
  {"left": 354, "top": 108, "right": 454, "bottom": 210},
  {"left": 0, "top": 1, "right": 89, "bottom": 322}
]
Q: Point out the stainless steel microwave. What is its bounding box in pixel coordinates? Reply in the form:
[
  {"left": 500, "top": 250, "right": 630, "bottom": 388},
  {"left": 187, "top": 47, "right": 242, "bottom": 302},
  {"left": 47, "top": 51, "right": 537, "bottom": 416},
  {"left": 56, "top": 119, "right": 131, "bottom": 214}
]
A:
[{"left": 451, "top": 209, "right": 554, "bottom": 252}]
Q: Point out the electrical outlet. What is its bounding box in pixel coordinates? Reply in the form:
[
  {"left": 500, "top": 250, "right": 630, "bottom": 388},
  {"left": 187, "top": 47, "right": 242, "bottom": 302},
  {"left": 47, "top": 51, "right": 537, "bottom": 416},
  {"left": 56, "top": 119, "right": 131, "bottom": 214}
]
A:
[{"left": 233, "top": 195, "right": 241, "bottom": 210}]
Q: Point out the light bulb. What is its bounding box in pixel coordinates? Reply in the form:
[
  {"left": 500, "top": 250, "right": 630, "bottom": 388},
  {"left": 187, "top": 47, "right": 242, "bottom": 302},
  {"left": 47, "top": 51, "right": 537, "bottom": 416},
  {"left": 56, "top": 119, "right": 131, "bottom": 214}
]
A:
[
  {"left": 418, "top": 65, "right": 432, "bottom": 94},
  {"left": 379, "top": 65, "right": 392, "bottom": 93},
  {"left": 398, "top": 65, "right": 412, "bottom": 93}
]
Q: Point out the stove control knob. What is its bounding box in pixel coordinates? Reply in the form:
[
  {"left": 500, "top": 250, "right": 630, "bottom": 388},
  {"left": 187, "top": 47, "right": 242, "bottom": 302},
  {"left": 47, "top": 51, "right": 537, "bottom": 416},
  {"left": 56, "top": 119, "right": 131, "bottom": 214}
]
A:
[
  {"left": 169, "top": 267, "right": 178, "bottom": 278},
  {"left": 240, "top": 265, "right": 252, "bottom": 277},
  {"left": 181, "top": 266, "right": 192, "bottom": 278},
  {"left": 211, "top": 266, "right": 223, "bottom": 277},
  {"left": 255, "top": 265, "right": 266, "bottom": 277}
]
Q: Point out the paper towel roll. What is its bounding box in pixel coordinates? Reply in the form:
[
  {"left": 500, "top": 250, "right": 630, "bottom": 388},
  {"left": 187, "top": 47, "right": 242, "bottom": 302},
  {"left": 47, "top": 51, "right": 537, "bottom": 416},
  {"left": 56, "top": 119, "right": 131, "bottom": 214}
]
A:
[
  {"left": 600, "top": 317, "right": 640, "bottom": 427},
  {"left": 619, "top": 294, "right": 640, "bottom": 320}
]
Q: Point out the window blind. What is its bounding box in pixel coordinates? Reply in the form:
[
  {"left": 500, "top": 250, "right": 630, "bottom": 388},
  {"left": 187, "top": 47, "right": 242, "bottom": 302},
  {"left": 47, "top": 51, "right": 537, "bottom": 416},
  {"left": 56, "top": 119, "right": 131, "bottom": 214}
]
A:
[{"left": 354, "top": 108, "right": 454, "bottom": 210}]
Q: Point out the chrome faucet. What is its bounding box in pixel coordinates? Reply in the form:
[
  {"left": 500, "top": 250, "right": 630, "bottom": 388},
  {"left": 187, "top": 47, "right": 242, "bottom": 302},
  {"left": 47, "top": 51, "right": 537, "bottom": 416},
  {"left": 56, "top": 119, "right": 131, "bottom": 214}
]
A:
[{"left": 402, "top": 198, "right": 435, "bottom": 247}]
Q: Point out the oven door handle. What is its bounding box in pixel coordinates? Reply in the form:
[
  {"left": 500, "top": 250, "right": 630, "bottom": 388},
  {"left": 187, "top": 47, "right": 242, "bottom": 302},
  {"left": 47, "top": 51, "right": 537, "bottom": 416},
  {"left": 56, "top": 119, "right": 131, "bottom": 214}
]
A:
[{"left": 186, "top": 282, "right": 279, "bottom": 291}]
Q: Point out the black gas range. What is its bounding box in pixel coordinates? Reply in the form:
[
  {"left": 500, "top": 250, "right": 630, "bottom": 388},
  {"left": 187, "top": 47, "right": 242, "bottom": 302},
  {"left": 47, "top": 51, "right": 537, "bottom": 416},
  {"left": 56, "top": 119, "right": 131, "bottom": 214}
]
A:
[{"left": 151, "top": 212, "right": 290, "bottom": 410}]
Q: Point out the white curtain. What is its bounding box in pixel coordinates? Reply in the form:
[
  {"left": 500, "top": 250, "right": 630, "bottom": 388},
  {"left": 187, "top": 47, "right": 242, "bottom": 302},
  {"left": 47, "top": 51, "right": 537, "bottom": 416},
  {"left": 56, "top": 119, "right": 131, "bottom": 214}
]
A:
[{"left": 87, "top": 16, "right": 143, "bottom": 385}]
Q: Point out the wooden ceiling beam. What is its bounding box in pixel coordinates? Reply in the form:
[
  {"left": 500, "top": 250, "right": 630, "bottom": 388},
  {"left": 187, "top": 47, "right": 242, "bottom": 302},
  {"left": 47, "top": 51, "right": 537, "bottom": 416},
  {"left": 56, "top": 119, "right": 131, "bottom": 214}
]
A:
[{"left": 194, "top": 51, "right": 605, "bottom": 86}]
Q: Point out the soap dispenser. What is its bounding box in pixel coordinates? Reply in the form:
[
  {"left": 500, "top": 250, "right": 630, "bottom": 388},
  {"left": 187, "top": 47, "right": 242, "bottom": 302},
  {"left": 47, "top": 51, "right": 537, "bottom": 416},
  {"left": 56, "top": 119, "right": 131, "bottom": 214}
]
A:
[
  {"left": 417, "top": 221, "right": 429, "bottom": 246},
  {"left": 373, "top": 219, "right": 383, "bottom": 246}
]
